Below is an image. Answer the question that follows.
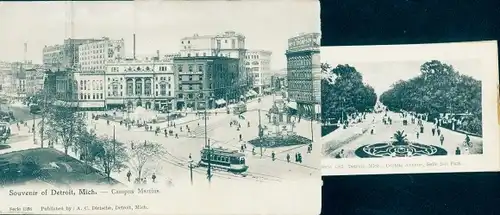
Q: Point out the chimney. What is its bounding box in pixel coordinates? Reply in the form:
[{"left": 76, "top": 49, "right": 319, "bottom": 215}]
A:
[{"left": 133, "top": 34, "right": 136, "bottom": 60}]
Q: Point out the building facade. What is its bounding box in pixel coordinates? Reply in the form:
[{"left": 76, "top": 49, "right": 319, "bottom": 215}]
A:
[
  {"left": 179, "top": 31, "right": 248, "bottom": 93},
  {"left": 78, "top": 38, "right": 125, "bottom": 72},
  {"left": 286, "top": 32, "right": 321, "bottom": 118},
  {"left": 173, "top": 56, "right": 240, "bottom": 111},
  {"left": 245, "top": 50, "right": 272, "bottom": 95},
  {"left": 101, "top": 58, "right": 176, "bottom": 111},
  {"left": 25, "top": 66, "right": 45, "bottom": 95},
  {"left": 43, "top": 38, "right": 101, "bottom": 69}
]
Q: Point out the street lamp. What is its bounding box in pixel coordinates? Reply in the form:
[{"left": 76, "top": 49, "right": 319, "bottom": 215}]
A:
[{"left": 188, "top": 158, "right": 194, "bottom": 185}]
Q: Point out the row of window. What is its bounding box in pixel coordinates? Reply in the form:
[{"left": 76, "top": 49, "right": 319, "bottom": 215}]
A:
[
  {"left": 109, "top": 66, "right": 170, "bottom": 72},
  {"left": 288, "top": 71, "right": 313, "bottom": 79},
  {"left": 177, "top": 92, "right": 214, "bottom": 99},
  {"left": 288, "top": 81, "right": 313, "bottom": 91},
  {"left": 80, "top": 80, "right": 104, "bottom": 91},
  {"left": 288, "top": 91, "right": 313, "bottom": 102},
  {"left": 106, "top": 76, "right": 172, "bottom": 82},
  {"left": 80, "top": 43, "right": 106, "bottom": 51},
  {"left": 80, "top": 93, "right": 104, "bottom": 100},
  {"left": 107, "top": 90, "right": 172, "bottom": 97}
]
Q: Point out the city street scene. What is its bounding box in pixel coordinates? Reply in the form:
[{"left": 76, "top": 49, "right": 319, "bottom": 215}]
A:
[
  {"left": 320, "top": 43, "right": 491, "bottom": 161},
  {"left": 0, "top": 0, "right": 321, "bottom": 194}
]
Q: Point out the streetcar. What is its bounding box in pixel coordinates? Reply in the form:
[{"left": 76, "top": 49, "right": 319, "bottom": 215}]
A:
[
  {"left": 198, "top": 147, "right": 248, "bottom": 173},
  {"left": 233, "top": 101, "right": 247, "bottom": 115},
  {"left": 29, "top": 103, "right": 41, "bottom": 114},
  {"left": 0, "top": 122, "right": 11, "bottom": 144}
]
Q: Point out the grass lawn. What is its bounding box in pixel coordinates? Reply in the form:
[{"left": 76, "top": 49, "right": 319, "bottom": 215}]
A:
[{"left": 0, "top": 148, "right": 121, "bottom": 187}]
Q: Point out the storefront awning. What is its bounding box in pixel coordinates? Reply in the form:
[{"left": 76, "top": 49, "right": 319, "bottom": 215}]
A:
[
  {"left": 287, "top": 101, "right": 298, "bottom": 110},
  {"left": 215, "top": 99, "right": 227, "bottom": 105},
  {"left": 249, "top": 90, "right": 258, "bottom": 96}
]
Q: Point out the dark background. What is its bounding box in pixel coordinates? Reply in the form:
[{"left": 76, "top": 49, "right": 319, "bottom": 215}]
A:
[{"left": 320, "top": 0, "right": 500, "bottom": 215}]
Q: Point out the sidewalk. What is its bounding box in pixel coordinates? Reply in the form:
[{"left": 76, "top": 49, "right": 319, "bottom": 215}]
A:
[{"left": 321, "top": 116, "right": 373, "bottom": 156}]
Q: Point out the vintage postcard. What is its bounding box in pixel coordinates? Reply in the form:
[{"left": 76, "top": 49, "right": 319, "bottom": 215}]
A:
[
  {"left": 0, "top": 1, "right": 321, "bottom": 214},
  {"left": 321, "top": 41, "right": 500, "bottom": 176}
]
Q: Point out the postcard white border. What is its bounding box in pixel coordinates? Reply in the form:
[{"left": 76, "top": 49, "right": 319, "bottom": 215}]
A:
[{"left": 321, "top": 41, "right": 500, "bottom": 176}]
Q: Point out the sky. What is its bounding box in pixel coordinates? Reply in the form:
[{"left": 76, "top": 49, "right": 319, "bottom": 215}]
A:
[
  {"left": 320, "top": 42, "right": 494, "bottom": 96},
  {"left": 0, "top": 1, "right": 320, "bottom": 70}
]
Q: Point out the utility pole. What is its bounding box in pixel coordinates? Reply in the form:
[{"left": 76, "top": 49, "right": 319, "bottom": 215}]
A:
[
  {"left": 258, "top": 109, "right": 263, "bottom": 158},
  {"left": 204, "top": 94, "right": 212, "bottom": 184},
  {"left": 113, "top": 124, "right": 116, "bottom": 164},
  {"left": 32, "top": 113, "right": 35, "bottom": 145},
  {"left": 189, "top": 159, "right": 193, "bottom": 185},
  {"left": 40, "top": 87, "right": 47, "bottom": 148}
]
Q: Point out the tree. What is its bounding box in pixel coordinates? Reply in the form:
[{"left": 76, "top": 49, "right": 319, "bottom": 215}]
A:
[
  {"left": 75, "top": 130, "right": 99, "bottom": 174},
  {"left": 380, "top": 60, "right": 482, "bottom": 135},
  {"left": 45, "top": 104, "right": 86, "bottom": 154},
  {"left": 392, "top": 130, "right": 408, "bottom": 145},
  {"left": 321, "top": 64, "right": 377, "bottom": 122},
  {"left": 128, "top": 140, "right": 166, "bottom": 181},
  {"left": 94, "top": 136, "right": 129, "bottom": 181}
]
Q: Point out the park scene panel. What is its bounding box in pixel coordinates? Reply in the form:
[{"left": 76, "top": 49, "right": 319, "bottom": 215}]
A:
[{"left": 321, "top": 54, "right": 484, "bottom": 159}]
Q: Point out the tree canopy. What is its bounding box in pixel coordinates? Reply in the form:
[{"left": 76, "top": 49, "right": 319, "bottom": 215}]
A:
[
  {"left": 321, "top": 64, "right": 377, "bottom": 122},
  {"left": 380, "top": 60, "right": 482, "bottom": 134}
]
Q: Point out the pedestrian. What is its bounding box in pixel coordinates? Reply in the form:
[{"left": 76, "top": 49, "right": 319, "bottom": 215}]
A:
[
  {"left": 271, "top": 151, "right": 276, "bottom": 161},
  {"left": 431, "top": 128, "right": 436, "bottom": 136},
  {"left": 465, "top": 134, "right": 471, "bottom": 147},
  {"left": 416, "top": 132, "right": 419, "bottom": 139},
  {"left": 286, "top": 153, "right": 290, "bottom": 162},
  {"left": 252, "top": 147, "right": 256, "bottom": 155},
  {"left": 240, "top": 145, "right": 244, "bottom": 152},
  {"left": 455, "top": 147, "right": 461, "bottom": 155},
  {"left": 440, "top": 134, "right": 444, "bottom": 145},
  {"left": 295, "top": 153, "right": 299, "bottom": 162},
  {"left": 437, "top": 128, "right": 441, "bottom": 136},
  {"left": 152, "top": 173, "right": 157, "bottom": 183},
  {"left": 189, "top": 153, "right": 192, "bottom": 160},
  {"left": 335, "top": 150, "right": 343, "bottom": 158},
  {"left": 239, "top": 134, "right": 242, "bottom": 141},
  {"left": 127, "top": 170, "right": 132, "bottom": 182},
  {"left": 298, "top": 153, "right": 302, "bottom": 163}
]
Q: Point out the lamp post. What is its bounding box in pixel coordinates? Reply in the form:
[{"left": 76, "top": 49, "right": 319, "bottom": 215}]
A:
[{"left": 188, "top": 158, "right": 194, "bottom": 185}]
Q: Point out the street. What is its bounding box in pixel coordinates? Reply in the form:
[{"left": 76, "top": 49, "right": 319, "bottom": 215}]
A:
[
  {"left": 0, "top": 95, "right": 321, "bottom": 186},
  {"left": 88, "top": 95, "right": 321, "bottom": 186},
  {"left": 0, "top": 102, "right": 35, "bottom": 123},
  {"left": 324, "top": 111, "right": 483, "bottom": 158}
]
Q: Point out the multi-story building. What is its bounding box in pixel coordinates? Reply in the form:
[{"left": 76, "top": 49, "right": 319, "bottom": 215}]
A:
[
  {"left": 245, "top": 50, "right": 272, "bottom": 95},
  {"left": 0, "top": 61, "right": 12, "bottom": 94},
  {"left": 95, "top": 57, "right": 177, "bottom": 111},
  {"left": 286, "top": 32, "right": 321, "bottom": 118},
  {"left": 179, "top": 31, "right": 248, "bottom": 96},
  {"left": 78, "top": 38, "right": 125, "bottom": 72},
  {"left": 73, "top": 71, "right": 106, "bottom": 109},
  {"left": 25, "top": 66, "right": 45, "bottom": 95},
  {"left": 173, "top": 56, "right": 240, "bottom": 110},
  {"left": 43, "top": 38, "right": 101, "bottom": 69}
]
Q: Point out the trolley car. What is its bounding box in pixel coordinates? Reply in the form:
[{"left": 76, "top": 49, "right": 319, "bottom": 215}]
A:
[{"left": 199, "top": 147, "right": 248, "bottom": 173}]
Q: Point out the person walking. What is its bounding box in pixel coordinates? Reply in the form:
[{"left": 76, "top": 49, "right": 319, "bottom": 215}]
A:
[
  {"left": 126, "top": 170, "right": 132, "bottom": 182},
  {"left": 152, "top": 173, "right": 157, "bottom": 183},
  {"left": 416, "top": 131, "right": 419, "bottom": 139},
  {"left": 286, "top": 153, "right": 291, "bottom": 162},
  {"left": 440, "top": 134, "right": 444, "bottom": 145},
  {"left": 437, "top": 128, "right": 441, "bottom": 136},
  {"left": 431, "top": 128, "right": 436, "bottom": 136}
]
